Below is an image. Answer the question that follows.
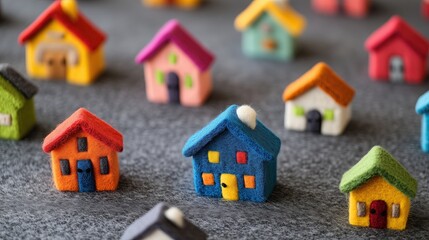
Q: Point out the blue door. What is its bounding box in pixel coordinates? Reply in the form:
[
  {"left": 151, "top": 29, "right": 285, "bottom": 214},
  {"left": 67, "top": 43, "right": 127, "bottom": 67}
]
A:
[
  {"left": 167, "top": 72, "right": 180, "bottom": 104},
  {"left": 77, "top": 160, "right": 96, "bottom": 192}
]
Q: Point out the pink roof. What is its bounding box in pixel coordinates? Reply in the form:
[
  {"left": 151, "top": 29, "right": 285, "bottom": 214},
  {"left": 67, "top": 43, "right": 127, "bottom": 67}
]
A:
[
  {"left": 135, "top": 20, "right": 215, "bottom": 71},
  {"left": 365, "top": 16, "right": 429, "bottom": 58}
]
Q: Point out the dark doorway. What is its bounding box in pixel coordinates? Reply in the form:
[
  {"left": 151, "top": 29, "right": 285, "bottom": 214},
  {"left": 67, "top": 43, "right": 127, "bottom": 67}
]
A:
[
  {"left": 370, "top": 200, "right": 388, "bottom": 229},
  {"left": 77, "top": 160, "right": 96, "bottom": 192},
  {"left": 167, "top": 72, "right": 180, "bottom": 104},
  {"left": 305, "top": 109, "right": 322, "bottom": 134},
  {"left": 42, "top": 50, "right": 67, "bottom": 79}
]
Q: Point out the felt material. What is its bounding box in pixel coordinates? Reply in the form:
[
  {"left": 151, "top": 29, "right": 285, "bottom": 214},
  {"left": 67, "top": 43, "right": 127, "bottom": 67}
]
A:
[
  {"left": 143, "top": 0, "right": 202, "bottom": 9},
  {"left": 236, "top": 151, "right": 248, "bottom": 164},
  {"left": 77, "top": 137, "right": 88, "bottom": 152},
  {"left": 50, "top": 132, "right": 121, "bottom": 192},
  {"left": 236, "top": 105, "right": 257, "bottom": 130},
  {"left": 201, "top": 173, "right": 214, "bottom": 185},
  {"left": 77, "top": 159, "right": 96, "bottom": 192},
  {"left": 59, "top": 159, "right": 71, "bottom": 175},
  {"left": 243, "top": 175, "right": 255, "bottom": 189},
  {"left": 369, "top": 200, "right": 388, "bottom": 229},
  {"left": 392, "top": 204, "right": 400, "bottom": 218},
  {"left": 140, "top": 38, "right": 213, "bottom": 107},
  {"left": 43, "top": 108, "right": 123, "bottom": 153},
  {"left": 339, "top": 146, "right": 418, "bottom": 199},
  {"left": 120, "top": 203, "right": 207, "bottom": 240},
  {"left": 365, "top": 16, "right": 429, "bottom": 83},
  {"left": 415, "top": 91, "right": 429, "bottom": 152},
  {"left": 99, "top": 156, "right": 109, "bottom": 175},
  {"left": 183, "top": 105, "right": 280, "bottom": 202},
  {"left": 18, "top": 0, "right": 106, "bottom": 51},
  {"left": 348, "top": 176, "right": 411, "bottom": 230},
  {"left": 424, "top": 0, "right": 429, "bottom": 18},
  {"left": 207, "top": 151, "right": 219, "bottom": 163},
  {"left": 283, "top": 62, "right": 355, "bottom": 107},
  {"left": 0, "top": 65, "right": 37, "bottom": 140},
  {"left": 235, "top": 0, "right": 306, "bottom": 37},
  {"left": 135, "top": 20, "right": 214, "bottom": 72},
  {"left": 357, "top": 202, "right": 366, "bottom": 217}
]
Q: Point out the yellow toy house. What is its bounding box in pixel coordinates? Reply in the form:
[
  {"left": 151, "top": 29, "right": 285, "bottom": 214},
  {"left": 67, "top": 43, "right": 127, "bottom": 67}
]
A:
[
  {"left": 340, "top": 146, "right": 417, "bottom": 230},
  {"left": 18, "top": 0, "right": 106, "bottom": 85}
]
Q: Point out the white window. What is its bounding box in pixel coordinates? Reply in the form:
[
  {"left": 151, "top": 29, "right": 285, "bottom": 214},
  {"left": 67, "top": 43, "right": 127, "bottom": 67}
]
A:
[{"left": 0, "top": 113, "right": 11, "bottom": 126}]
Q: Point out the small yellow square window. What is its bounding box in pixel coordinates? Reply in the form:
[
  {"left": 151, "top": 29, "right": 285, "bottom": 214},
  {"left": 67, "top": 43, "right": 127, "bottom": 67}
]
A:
[
  {"left": 244, "top": 175, "right": 255, "bottom": 189},
  {"left": 208, "top": 151, "right": 219, "bottom": 163},
  {"left": 202, "top": 173, "right": 214, "bottom": 185}
]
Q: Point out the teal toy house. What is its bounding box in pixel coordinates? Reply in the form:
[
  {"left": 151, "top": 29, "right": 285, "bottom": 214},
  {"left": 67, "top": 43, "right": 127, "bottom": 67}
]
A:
[
  {"left": 0, "top": 64, "right": 38, "bottom": 140},
  {"left": 234, "top": 0, "right": 306, "bottom": 61},
  {"left": 416, "top": 91, "right": 429, "bottom": 152},
  {"left": 182, "top": 105, "right": 281, "bottom": 202}
]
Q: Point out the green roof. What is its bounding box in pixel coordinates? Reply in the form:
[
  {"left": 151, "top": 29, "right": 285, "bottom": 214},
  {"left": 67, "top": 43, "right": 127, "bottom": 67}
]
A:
[{"left": 339, "top": 146, "right": 417, "bottom": 199}]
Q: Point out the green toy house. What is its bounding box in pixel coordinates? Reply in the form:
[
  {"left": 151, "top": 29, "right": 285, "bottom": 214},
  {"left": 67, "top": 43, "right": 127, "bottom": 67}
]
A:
[
  {"left": 234, "top": 0, "right": 306, "bottom": 61},
  {"left": 0, "top": 64, "right": 38, "bottom": 140}
]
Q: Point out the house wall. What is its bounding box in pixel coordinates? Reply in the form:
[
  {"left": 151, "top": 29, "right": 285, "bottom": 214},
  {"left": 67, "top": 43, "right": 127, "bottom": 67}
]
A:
[
  {"left": 16, "top": 98, "right": 37, "bottom": 139},
  {"left": 50, "top": 131, "right": 120, "bottom": 191},
  {"left": 312, "top": 0, "right": 370, "bottom": 16},
  {"left": 24, "top": 20, "right": 104, "bottom": 85},
  {"left": 143, "top": 42, "right": 212, "bottom": 106},
  {"left": 420, "top": 114, "right": 429, "bottom": 152},
  {"left": 242, "top": 12, "right": 295, "bottom": 61},
  {"left": 284, "top": 87, "right": 351, "bottom": 136},
  {"left": 368, "top": 36, "right": 427, "bottom": 83},
  {"left": 349, "top": 176, "right": 411, "bottom": 230},
  {"left": 192, "top": 129, "right": 275, "bottom": 202}
]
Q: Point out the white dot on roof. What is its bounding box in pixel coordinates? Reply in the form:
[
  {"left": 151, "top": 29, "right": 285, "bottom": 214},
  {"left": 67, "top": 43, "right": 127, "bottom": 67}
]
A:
[
  {"left": 165, "top": 207, "right": 185, "bottom": 228},
  {"left": 236, "top": 105, "right": 257, "bottom": 130}
]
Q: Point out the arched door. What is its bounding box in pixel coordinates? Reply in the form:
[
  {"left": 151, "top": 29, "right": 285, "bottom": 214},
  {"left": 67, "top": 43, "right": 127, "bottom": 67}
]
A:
[
  {"left": 306, "top": 109, "right": 322, "bottom": 134},
  {"left": 389, "top": 56, "right": 404, "bottom": 83},
  {"left": 77, "top": 160, "right": 96, "bottom": 192},
  {"left": 167, "top": 72, "right": 180, "bottom": 104},
  {"left": 370, "top": 200, "right": 388, "bottom": 229}
]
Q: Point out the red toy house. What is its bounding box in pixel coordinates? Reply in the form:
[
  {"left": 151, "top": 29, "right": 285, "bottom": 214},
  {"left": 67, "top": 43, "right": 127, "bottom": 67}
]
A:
[
  {"left": 312, "top": 0, "right": 370, "bottom": 18},
  {"left": 365, "top": 16, "right": 429, "bottom": 84},
  {"left": 424, "top": 0, "right": 429, "bottom": 18}
]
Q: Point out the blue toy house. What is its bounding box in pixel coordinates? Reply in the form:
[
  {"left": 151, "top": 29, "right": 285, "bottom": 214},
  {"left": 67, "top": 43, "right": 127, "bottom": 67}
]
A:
[
  {"left": 234, "top": 0, "right": 306, "bottom": 61},
  {"left": 182, "top": 105, "right": 281, "bottom": 202},
  {"left": 416, "top": 91, "right": 429, "bottom": 152}
]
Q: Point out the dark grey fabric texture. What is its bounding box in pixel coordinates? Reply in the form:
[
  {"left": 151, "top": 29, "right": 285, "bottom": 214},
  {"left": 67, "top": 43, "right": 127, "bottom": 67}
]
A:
[{"left": 1, "top": 0, "right": 429, "bottom": 239}]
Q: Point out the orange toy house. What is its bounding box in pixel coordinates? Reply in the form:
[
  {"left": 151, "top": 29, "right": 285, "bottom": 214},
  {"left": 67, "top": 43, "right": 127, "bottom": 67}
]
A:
[{"left": 42, "top": 108, "right": 123, "bottom": 192}]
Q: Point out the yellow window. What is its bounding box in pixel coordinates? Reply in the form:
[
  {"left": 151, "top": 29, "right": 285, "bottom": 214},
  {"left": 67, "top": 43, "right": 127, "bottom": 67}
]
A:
[
  {"left": 202, "top": 173, "right": 215, "bottom": 185},
  {"left": 244, "top": 175, "right": 255, "bottom": 189},
  {"left": 208, "top": 151, "right": 219, "bottom": 163}
]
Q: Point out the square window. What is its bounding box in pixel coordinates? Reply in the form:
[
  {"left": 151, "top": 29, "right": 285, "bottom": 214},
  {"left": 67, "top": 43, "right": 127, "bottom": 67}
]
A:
[
  {"left": 236, "top": 151, "right": 248, "bottom": 164},
  {"left": 77, "top": 137, "right": 88, "bottom": 152},
  {"left": 0, "top": 113, "right": 11, "bottom": 126},
  {"left": 202, "top": 173, "right": 214, "bottom": 185},
  {"left": 99, "top": 156, "right": 109, "bottom": 175},
  {"left": 293, "top": 106, "right": 305, "bottom": 116},
  {"left": 323, "top": 109, "right": 335, "bottom": 121},
  {"left": 244, "top": 175, "right": 255, "bottom": 189},
  {"left": 59, "top": 159, "right": 71, "bottom": 175},
  {"left": 168, "top": 53, "right": 178, "bottom": 65},
  {"left": 208, "top": 151, "right": 219, "bottom": 163}
]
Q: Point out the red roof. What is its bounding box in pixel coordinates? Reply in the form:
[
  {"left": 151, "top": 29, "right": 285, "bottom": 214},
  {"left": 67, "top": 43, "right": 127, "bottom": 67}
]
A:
[
  {"left": 18, "top": 1, "right": 106, "bottom": 51},
  {"left": 43, "top": 108, "right": 123, "bottom": 153},
  {"left": 366, "top": 16, "right": 429, "bottom": 58}
]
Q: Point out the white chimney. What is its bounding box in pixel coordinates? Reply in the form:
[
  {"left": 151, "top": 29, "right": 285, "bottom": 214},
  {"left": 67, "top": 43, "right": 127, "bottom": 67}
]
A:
[
  {"left": 164, "top": 207, "right": 185, "bottom": 228},
  {"left": 236, "top": 105, "right": 257, "bottom": 130}
]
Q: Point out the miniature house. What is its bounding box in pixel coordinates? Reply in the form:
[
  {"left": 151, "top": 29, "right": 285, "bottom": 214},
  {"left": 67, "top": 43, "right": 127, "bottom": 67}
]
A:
[
  {"left": 415, "top": 91, "right": 429, "bottom": 152},
  {"left": 312, "top": 0, "right": 370, "bottom": 17},
  {"left": 142, "top": 0, "right": 202, "bottom": 9},
  {"left": 182, "top": 105, "right": 281, "bottom": 202},
  {"left": 424, "top": 0, "right": 429, "bottom": 18},
  {"left": 42, "top": 108, "right": 123, "bottom": 192},
  {"left": 18, "top": 0, "right": 107, "bottom": 85},
  {"left": 0, "top": 64, "right": 38, "bottom": 140},
  {"left": 340, "top": 146, "right": 417, "bottom": 230},
  {"left": 365, "top": 16, "right": 429, "bottom": 84},
  {"left": 234, "top": 0, "right": 306, "bottom": 61},
  {"left": 121, "top": 202, "right": 207, "bottom": 240},
  {"left": 282, "top": 62, "right": 355, "bottom": 136},
  {"left": 135, "top": 20, "right": 215, "bottom": 107}
]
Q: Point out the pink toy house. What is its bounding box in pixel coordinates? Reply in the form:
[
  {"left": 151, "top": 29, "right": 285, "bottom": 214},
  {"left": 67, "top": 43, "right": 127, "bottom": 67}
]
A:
[
  {"left": 424, "top": 0, "right": 429, "bottom": 19},
  {"left": 312, "top": 0, "right": 370, "bottom": 17},
  {"left": 365, "top": 16, "right": 429, "bottom": 84},
  {"left": 135, "top": 20, "right": 215, "bottom": 107}
]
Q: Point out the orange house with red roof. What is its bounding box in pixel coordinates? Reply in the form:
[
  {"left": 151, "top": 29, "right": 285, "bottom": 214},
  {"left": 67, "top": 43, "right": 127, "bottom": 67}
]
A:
[
  {"left": 18, "top": 0, "right": 106, "bottom": 85},
  {"left": 42, "top": 108, "right": 123, "bottom": 192}
]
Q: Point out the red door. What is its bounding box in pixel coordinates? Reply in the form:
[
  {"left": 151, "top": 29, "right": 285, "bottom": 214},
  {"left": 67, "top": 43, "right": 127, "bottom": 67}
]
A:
[{"left": 370, "top": 200, "right": 388, "bottom": 229}]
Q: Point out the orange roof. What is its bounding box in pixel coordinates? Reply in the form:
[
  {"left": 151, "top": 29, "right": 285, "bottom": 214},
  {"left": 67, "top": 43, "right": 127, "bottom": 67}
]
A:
[
  {"left": 235, "top": 0, "right": 306, "bottom": 37},
  {"left": 43, "top": 108, "right": 123, "bottom": 153},
  {"left": 282, "top": 63, "right": 355, "bottom": 107}
]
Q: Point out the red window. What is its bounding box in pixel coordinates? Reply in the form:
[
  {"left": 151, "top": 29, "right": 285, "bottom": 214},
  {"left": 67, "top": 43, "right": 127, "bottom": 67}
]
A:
[{"left": 236, "top": 151, "right": 248, "bottom": 164}]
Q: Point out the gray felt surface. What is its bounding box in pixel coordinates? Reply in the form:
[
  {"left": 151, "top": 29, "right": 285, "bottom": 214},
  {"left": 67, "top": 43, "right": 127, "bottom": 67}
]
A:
[{"left": 1, "top": 0, "right": 429, "bottom": 239}]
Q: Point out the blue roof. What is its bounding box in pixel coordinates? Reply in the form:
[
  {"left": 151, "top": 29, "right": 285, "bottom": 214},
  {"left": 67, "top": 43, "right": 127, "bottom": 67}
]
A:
[
  {"left": 416, "top": 91, "right": 429, "bottom": 114},
  {"left": 182, "top": 105, "right": 281, "bottom": 160}
]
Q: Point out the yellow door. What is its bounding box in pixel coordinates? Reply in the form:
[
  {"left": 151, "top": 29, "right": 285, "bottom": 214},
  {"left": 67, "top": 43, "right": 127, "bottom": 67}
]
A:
[{"left": 220, "top": 174, "right": 239, "bottom": 201}]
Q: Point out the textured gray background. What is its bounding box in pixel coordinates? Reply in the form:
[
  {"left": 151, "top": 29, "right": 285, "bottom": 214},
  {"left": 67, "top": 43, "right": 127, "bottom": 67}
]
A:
[{"left": 1, "top": 0, "right": 429, "bottom": 239}]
